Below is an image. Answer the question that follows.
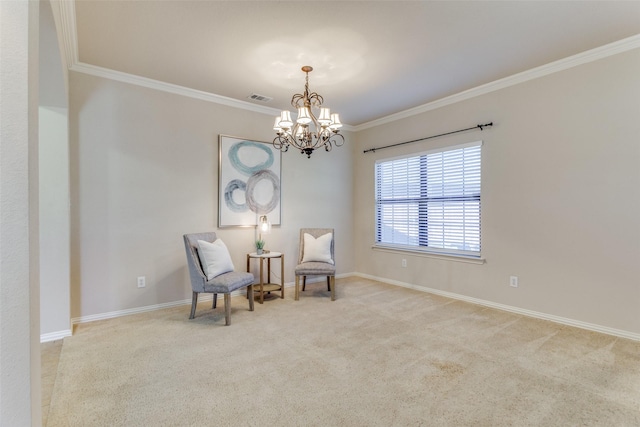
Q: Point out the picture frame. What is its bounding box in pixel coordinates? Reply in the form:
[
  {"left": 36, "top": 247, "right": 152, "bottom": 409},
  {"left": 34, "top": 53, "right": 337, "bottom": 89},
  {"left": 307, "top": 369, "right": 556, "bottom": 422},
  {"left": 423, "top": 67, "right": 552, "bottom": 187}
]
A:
[{"left": 218, "top": 135, "right": 281, "bottom": 227}]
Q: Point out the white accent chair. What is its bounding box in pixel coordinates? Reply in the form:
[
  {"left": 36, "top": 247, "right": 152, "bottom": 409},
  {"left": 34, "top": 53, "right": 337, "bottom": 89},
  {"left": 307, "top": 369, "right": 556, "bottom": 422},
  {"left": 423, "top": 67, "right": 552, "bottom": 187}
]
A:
[
  {"left": 294, "top": 228, "right": 336, "bottom": 301},
  {"left": 183, "top": 232, "right": 254, "bottom": 325}
]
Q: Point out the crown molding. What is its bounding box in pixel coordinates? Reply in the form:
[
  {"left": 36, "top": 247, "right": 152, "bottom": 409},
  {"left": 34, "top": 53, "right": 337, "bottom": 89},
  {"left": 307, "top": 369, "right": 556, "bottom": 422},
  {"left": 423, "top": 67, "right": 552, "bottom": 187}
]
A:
[
  {"left": 71, "top": 62, "right": 283, "bottom": 116},
  {"left": 51, "top": 0, "right": 78, "bottom": 71},
  {"left": 56, "top": 1, "right": 637, "bottom": 132},
  {"left": 55, "top": 0, "right": 282, "bottom": 117},
  {"left": 354, "top": 34, "right": 640, "bottom": 132},
  {"left": 70, "top": 62, "right": 357, "bottom": 131}
]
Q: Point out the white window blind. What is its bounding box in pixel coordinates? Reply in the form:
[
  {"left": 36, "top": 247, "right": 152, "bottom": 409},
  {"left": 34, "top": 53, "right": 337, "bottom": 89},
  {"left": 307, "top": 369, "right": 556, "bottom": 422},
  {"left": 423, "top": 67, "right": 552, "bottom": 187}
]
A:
[{"left": 375, "top": 142, "right": 481, "bottom": 256}]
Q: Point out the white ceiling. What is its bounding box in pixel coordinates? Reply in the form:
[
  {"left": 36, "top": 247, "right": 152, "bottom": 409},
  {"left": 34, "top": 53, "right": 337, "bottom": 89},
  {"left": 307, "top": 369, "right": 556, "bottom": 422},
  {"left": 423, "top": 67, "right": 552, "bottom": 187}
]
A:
[{"left": 73, "top": 1, "right": 640, "bottom": 126}]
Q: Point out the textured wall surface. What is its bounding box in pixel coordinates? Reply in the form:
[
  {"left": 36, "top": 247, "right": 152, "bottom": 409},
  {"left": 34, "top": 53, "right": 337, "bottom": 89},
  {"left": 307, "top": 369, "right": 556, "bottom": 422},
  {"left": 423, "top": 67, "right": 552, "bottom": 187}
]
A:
[{"left": 1, "top": 0, "right": 41, "bottom": 424}]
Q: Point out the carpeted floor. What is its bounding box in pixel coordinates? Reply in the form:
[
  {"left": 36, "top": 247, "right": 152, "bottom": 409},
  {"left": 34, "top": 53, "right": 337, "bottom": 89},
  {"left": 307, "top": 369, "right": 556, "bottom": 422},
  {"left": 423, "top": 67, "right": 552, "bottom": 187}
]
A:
[{"left": 46, "top": 277, "right": 640, "bottom": 426}]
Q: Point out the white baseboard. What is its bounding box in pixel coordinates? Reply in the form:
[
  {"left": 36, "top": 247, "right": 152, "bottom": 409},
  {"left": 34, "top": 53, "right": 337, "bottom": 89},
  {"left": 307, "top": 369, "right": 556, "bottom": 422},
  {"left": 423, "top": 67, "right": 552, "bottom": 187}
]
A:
[
  {"left": 69, "top": 272, "right": 636, "bottom": 342},
  {"left": 72, "top": 298, "right": 197, "bottom": 325},
  {"left": 71, "top": 276, "right": 346, "bottom": 325},
  {"left": 353, "top": 272, "right": 640, "bottom": 342},
  {"left": 71, "top": 280, "right": 299, "bottom": 325},
  {"left": 40, "top": 329, "right": 72, "bottom": 343}
]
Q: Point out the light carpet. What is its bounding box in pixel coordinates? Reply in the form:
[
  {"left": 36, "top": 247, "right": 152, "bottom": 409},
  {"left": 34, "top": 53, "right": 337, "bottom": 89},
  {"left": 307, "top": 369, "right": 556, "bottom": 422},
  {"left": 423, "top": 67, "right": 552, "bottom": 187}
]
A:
[{"left": 46, "top": 277, "right": 640, "bottom": 426}]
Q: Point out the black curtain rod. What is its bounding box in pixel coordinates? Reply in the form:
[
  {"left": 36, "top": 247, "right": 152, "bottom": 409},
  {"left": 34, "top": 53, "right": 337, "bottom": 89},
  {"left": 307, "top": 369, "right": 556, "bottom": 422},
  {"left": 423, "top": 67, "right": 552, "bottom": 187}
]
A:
[{"left": 362, "top": 122, "right": 493, "bottom": 154}]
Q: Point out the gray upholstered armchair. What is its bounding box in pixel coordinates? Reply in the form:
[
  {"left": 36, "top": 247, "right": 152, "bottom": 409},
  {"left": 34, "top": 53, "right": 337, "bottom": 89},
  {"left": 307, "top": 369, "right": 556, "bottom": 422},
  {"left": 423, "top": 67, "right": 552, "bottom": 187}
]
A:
[
  {"left": 183, "top": 232, "right": 255, "bottom": 325},
  {"left": 294, "top": 228, "right": 336, "bottom": 301}
]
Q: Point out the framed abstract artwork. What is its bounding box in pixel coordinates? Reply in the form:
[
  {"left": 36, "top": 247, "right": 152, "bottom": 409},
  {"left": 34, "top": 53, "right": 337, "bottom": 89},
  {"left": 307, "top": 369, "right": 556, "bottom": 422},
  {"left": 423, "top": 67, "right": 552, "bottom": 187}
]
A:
[{"left": 218, "top": 135, "right": 281, "bottom": 227}]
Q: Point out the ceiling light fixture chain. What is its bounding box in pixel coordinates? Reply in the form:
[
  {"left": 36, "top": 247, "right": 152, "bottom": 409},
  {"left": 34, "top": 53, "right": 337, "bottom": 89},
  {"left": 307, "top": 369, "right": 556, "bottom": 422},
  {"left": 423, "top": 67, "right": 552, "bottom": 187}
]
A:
[{"left": 272, "top": 66, "right": 344, "bottom": 158}]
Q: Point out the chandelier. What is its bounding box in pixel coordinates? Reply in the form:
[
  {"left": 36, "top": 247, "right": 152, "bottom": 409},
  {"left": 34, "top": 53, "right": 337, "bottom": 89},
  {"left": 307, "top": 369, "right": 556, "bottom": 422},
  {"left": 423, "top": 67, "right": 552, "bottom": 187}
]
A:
[{"left": 272, "top": 66, "right": 344, "bottom": 158}]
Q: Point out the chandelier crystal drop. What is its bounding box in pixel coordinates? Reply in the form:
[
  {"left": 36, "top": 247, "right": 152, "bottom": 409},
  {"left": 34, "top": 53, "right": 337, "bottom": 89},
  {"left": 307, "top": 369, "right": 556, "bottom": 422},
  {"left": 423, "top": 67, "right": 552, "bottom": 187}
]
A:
[{"left": 272, "top": 66, "right": 344, "bottom": 158}]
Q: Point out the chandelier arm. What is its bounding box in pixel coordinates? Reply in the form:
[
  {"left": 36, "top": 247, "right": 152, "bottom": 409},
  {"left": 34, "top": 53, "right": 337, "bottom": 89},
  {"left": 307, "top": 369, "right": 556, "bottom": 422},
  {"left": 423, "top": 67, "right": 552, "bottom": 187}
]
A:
[
  {"left": 291, "top": 92, "right": 324, "bottom": 109},
  {"left": 306, "top": 92, "right": 324, "bottom": 108},
  {"left": 306, "top": 111, "right": 321, "bottom": 138},
  {"left": 331, "top": 132, "right": 345, "bottom": 147},
  {"left": 321, "top": 132, "right": 344, "bottom": 152},
  {"left": 272, "top": 134, "right": 291, "bottom": 152},
  {"left": 291, "top": 93, "right": 305, "bottom": 109}
]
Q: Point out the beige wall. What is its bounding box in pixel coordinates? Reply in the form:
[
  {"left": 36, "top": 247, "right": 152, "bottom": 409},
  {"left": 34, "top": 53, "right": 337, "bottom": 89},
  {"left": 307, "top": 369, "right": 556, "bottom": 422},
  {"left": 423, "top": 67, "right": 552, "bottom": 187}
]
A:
[
  {"left": 68, "top": 44, "right": 639, "bottom": 337},
  {"left": 39, "top": 0, "right": 71, "bottom": 340},
  {"left": 39, "top": 106, "right": 71, "bottom": 337},
  {"left": 0, "top": 0, "right": 41, "bottom": 424},
  {"left": 353, "top": 49, "right": 640, "bottom": 335},
  {"left": 69, "top": 72, "right": 354, "bottom": 319}
]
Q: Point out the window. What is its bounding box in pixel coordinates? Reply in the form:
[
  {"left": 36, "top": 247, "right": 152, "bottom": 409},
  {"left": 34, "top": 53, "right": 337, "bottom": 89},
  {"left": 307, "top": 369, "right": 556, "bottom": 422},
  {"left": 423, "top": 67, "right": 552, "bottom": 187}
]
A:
[{"left": 375, "top": 141, "right": 481, "bottom": 257}]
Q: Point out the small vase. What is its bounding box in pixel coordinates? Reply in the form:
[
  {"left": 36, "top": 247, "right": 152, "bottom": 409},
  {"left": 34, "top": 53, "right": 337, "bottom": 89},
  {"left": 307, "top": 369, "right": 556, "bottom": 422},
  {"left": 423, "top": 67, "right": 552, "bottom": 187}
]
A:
[{"left": 257, "top": 248, "right": 263, "bottom": 255}]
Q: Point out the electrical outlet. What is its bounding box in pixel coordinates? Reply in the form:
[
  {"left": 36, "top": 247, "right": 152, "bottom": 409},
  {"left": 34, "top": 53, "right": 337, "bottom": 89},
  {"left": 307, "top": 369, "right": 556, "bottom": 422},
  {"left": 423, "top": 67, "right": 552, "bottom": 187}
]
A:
[
  {"left": 509, "top": 276, "right": 518, "bottom": 288},
  {"left": 401, "top": 259, "right": 407, "bottom": 268},
  {"left": 137, "top": 276, "right": 146, "bottom": 288}
]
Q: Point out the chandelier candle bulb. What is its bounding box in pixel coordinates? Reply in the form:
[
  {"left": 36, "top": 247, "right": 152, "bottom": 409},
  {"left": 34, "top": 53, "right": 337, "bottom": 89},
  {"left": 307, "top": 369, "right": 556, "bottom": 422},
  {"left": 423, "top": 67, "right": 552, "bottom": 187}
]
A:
[
  {"left": 318, "top": 107, "right": 332, "bottom": 125},
  {"left": 273, "top": 117, "right": 282, "bottom": 132},
  {"left": 279, "top": 110, "right": 293, "bottom": 128},
  {"left": 297, "top": 107, "right": 312, "bottom": 124},
  {"left": 330, "top": 113, "right": 342, "bottom": 130}
]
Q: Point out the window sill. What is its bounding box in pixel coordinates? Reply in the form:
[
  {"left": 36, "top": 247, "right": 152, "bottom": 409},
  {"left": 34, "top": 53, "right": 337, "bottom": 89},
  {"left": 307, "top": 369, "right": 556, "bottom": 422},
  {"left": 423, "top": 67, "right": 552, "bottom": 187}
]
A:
[{"left": 372, "top": 244, "right": 486, "bottom": 265}]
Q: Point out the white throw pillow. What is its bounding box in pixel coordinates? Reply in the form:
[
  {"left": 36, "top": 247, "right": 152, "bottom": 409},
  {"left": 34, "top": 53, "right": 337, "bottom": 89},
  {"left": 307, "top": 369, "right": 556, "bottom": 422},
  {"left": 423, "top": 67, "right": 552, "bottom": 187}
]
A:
[
  {"left": 302, "top": 232, "right": 334, "bottom": 264},
  {"left": 197, "top": 239, "right": 235, "bottom": 280}
]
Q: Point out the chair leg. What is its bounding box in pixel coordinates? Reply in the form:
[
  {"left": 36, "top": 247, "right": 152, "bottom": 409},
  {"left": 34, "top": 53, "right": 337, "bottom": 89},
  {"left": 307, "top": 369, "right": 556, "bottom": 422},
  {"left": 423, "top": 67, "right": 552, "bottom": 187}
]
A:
[
  {"left": 189, "top": 292, "right": 198, "bottom": 319},
  {"left": 224, "top": 293, "right": 231, "bottom": 326},
  {"left": 212, "top": 293, "right": 217, "bottom": 309},
  {"left": 302, "top": 276, "right": 306, "bottom": 291},
  {"left": 248, "top": 285, "right": 254, "bottom": 312},
  {"left": 327, "top": 276, "right": 331, "bottom": 291},
  {"left": 295, "top": 276, "right": 300, "bottom": 301},
  {"left": 330, "top": 276, "right": 336, "bottom": 301}
]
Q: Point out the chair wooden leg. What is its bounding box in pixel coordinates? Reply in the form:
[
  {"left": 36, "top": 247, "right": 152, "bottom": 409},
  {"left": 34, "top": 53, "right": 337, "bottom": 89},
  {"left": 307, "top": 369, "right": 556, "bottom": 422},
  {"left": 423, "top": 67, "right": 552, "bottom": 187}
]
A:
[
  {"left": 189, "top": 292, "right": 198, "bottom": 319},
  {"left": 212, "top": 293, "right": 217, "bottom": 309},
  {"left": 302, "top": 276, "right": 306, "bottom": 291},
  {"left": 248, "top": 285, "right": 254, "bottom": 311},
  {"left": 327, "top": 276, "right": 331, "bottom": 291},
  {"left": 330, "top": 276, "right": 336, "bottom": 301},
  {"left": 295, "top": 276, "right": 300, "bottom": 300},
  {"left": 224, "top": 293, "right": 231, "bottom": 326},
  {"left": 280, "top": 255, "right": 284, "bottom": 299}
]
